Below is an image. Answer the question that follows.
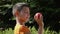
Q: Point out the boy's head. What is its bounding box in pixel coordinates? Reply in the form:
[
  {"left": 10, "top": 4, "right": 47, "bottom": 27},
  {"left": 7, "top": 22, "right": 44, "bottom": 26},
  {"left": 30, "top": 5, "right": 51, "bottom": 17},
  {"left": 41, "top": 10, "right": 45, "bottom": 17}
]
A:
[{"left": 12, "top": 3, "right": 30, "bottom": 23}]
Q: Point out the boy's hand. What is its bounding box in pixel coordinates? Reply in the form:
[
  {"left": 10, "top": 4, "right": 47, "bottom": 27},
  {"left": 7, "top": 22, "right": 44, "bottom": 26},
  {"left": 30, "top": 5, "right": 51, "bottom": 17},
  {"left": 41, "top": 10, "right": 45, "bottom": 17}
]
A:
[{"left": 34, "top": 12, "right": 44, "bottom": 26}]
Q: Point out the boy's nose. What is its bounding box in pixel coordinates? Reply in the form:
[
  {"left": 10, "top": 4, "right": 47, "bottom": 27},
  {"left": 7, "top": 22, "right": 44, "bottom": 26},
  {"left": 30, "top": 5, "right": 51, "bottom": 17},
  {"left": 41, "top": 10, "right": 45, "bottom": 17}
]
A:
[{"left": 26, "top": 14, "right": 30, "bottom": 18}]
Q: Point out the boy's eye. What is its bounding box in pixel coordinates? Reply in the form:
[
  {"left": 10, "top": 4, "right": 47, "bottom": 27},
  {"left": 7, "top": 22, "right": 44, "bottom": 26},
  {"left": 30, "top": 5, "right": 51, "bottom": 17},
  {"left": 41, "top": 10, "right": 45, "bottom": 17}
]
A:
[{"left": 24, "top": 11, "right": 28, "bottom": 13}]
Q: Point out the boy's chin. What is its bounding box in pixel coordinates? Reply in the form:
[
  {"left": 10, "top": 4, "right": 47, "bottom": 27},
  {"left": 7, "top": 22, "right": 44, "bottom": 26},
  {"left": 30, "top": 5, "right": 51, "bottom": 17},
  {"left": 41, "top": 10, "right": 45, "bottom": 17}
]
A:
[{"left": 25, "top": 19, "right": 29, "bottom": 23}]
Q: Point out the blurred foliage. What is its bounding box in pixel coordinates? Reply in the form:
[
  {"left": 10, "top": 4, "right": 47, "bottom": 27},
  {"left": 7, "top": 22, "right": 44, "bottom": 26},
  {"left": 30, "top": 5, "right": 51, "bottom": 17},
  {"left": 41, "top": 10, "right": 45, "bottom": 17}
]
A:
[
  {"left": 0, "top": 27, "right": 60, "bottom": 34},
  {"left": 0, "top": 0, "right": 60, "bottom": 32}
]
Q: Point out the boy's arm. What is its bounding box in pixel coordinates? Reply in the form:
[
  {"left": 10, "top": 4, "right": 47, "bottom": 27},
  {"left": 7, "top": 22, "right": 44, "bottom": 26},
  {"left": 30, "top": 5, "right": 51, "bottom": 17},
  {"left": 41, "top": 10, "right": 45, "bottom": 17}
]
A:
[
  {"left": 38, "top": 22, "right": 44, "bottom": 34},
  {"left": 34, "top": 13, "right": 44, "bottom": 34}
]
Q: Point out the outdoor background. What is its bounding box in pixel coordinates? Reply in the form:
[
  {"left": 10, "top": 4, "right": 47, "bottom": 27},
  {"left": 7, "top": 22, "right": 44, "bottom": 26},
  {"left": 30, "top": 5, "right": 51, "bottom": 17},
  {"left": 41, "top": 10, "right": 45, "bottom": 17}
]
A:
[{"left": 0, "top": 0, "right": 60, "bottom": 34}]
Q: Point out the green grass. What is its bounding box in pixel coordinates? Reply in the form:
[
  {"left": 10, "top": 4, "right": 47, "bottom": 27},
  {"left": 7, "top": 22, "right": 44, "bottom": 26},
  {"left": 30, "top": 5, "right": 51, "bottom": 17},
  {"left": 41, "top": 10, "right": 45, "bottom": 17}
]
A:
[
  {"left": 0, "top": 27, "right": 60, "bottom": 34},
  {"left": 0, "top": 28, "right": 13, "bottom": 34}
]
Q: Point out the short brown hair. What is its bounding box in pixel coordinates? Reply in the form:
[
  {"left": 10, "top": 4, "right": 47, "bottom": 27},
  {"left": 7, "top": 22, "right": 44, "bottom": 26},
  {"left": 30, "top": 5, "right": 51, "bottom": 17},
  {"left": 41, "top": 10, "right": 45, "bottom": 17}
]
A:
[{"left": 12, "top": 3, "right": 30, "bottom": 16}]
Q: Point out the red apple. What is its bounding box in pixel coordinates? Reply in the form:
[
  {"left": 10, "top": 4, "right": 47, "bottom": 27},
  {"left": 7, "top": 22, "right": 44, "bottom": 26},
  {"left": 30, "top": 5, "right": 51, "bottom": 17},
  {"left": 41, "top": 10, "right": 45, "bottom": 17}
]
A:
[{"left": 35, "top": 13, "right": 42, "bottom": 19}]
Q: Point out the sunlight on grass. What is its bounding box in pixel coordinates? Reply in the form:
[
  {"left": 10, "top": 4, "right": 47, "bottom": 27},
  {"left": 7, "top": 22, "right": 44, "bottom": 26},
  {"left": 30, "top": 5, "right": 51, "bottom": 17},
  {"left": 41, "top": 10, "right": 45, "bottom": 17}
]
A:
[
  {"left": 0, "top": 28, "right": 13, "bottom": 34},
  {"left": 30, "top": 27, "right": 37, "bottom": 34},
  {"left": 0, "top": 27, "right": 60, "bottom": 34}
]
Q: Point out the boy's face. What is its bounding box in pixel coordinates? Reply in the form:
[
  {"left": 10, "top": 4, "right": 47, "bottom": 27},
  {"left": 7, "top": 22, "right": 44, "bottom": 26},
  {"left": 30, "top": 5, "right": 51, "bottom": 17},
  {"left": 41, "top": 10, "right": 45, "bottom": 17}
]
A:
[{"left": 18, "top": 7, "right": 30, "bottom": 22}]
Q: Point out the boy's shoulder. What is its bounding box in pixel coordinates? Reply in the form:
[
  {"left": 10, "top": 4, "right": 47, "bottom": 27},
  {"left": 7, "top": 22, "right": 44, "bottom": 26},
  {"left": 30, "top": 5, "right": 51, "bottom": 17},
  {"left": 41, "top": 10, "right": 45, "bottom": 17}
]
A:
[
  {"left": 20, "top": 25, "right": 30, "bottom": 32},
  {"left": 14, "top": 24, "right": 31, "bottom": 34},
  {"left": 14, "top": 24, "right": 30, "bottom": 32}
]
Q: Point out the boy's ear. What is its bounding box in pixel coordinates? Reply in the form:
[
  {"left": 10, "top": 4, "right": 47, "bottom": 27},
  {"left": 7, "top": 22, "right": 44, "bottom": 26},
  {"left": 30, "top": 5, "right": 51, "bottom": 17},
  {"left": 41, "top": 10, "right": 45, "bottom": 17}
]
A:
[{"left": 14, "top": 11, "right": 19, "bottom": 17}]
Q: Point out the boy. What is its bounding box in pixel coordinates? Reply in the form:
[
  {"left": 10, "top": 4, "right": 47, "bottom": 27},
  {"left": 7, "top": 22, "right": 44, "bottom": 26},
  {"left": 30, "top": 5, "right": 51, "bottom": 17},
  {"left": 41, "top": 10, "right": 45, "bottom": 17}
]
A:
[{"left": 12, "top": 3, "right": 44, "bottom": 34}]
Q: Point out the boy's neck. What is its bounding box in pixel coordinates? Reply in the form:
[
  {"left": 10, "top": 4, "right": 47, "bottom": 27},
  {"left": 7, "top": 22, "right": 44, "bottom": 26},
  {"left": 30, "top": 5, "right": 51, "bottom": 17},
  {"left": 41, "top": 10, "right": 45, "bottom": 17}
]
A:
[{"left": 16, "top": 18, "right": 25, "bottom": 25}]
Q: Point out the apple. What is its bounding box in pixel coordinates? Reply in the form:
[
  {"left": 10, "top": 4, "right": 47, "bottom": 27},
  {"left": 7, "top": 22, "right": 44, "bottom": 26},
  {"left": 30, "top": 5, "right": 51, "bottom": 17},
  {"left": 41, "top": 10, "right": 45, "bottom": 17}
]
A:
[{"left": 35, "top": 13, "right": 42, "bottom": 19}]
